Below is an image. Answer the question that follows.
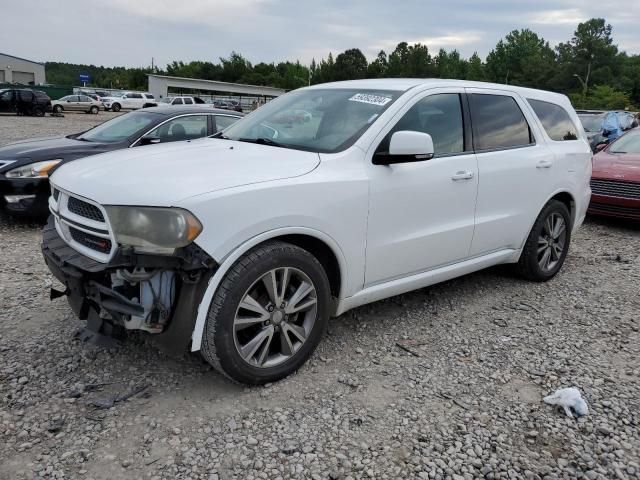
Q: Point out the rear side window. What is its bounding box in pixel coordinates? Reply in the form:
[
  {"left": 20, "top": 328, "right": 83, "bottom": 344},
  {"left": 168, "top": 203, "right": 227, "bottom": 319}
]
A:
[
  {"left": 184, "top": 98, "right": 193, "bottom": 105},
  {"left": 18, "top": 90, "right": 34, "bottom": 102},
  {"left": 528, "top": 99, "right": 578, "bottom": 141},
  {"left": 145, "top": 94, "right": 154, "bottom": 99},
  {"left": 469, "top": 94, "right": 533, "bottom": 150}
]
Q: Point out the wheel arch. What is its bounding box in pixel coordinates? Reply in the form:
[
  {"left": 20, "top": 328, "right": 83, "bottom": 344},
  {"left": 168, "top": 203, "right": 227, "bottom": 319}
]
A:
[
  {"left": 190, "top": 227, "right": 348, "bottom": 352},
  {"left": 518, "top": 189, "right": 576, "bottom": 253}
]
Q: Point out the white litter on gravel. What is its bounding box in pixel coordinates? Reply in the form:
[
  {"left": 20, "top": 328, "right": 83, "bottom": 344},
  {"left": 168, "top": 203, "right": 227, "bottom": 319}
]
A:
[{"left": 544, "top": 387, "right": 589, "bottom": 417}]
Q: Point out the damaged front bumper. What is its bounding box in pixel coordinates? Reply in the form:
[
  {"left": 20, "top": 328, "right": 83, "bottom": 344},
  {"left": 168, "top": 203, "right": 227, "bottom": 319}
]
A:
[{"left": 41, "top": 216, "right": 217, "bottom": 354}]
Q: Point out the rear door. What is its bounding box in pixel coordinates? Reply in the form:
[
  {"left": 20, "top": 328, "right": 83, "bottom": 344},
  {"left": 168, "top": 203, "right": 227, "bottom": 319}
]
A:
[{"left": 465, "top": 88, "right": 554, "bottom": 256}]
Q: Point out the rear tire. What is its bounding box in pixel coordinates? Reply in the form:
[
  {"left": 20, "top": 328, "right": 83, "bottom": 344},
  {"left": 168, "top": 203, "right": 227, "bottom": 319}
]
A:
[
  {"left": 201, "top": 241, "right": 330, "bottom": 385},
  {"left": 53, "top": 105, "right": 63, "bottom": 114},
  {"left": 516, "top": 200, "right": 571, "bottom": 281},
  {"left": 111, "top": 103, "right": 121, "bottom": 112},
  {"left": 32, "top": 106, "right": 44, "bottom": 117},
  {"left": 89, "top": 106, "right": 99, "bottom": 114}
]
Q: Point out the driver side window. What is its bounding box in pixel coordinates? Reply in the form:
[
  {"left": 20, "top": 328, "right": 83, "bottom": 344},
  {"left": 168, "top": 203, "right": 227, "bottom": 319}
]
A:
[{"left": 380, "top": 93, "right": 465, "bottom": 156}]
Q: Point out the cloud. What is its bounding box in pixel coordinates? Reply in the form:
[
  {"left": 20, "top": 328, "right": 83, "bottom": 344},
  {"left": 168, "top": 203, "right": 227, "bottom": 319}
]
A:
[{"left": 531, "top": 9, "right": 587, "bottom": 25}]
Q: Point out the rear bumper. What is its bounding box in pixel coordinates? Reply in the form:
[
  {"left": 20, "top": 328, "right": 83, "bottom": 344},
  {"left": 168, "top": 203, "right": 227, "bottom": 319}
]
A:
[{"left": 41, "top": 217, "right": 217, "bottom": 353}]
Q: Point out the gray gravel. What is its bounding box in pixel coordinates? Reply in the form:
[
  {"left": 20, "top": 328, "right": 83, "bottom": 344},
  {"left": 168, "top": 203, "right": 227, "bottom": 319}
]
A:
[{"left": 1, "top": 116, "right": 639, "bottom": 479}]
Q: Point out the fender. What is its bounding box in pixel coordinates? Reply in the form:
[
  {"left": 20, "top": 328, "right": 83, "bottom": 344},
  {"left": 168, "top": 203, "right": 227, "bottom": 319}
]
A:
[
  {"left": 518, "top": 188, "right": 577, "bottom": 253},
  {"left": 190, "top": 226, "right": 349, "bottom": 352}
]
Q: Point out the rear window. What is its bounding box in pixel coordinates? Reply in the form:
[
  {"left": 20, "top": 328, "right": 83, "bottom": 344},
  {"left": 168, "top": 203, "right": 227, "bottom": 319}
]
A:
[
  {"left": 528, "top": 99, "right": 578, "bottom": 141},
  {"left": 469, "top": 94, "right": 533, "bottom": 151}
]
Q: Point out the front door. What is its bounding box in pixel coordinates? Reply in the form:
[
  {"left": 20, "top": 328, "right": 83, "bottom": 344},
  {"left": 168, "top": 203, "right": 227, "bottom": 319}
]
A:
[
  {"left": 0, "top": 90, "right": 14, "bottom": 113},
  {"left": 365, "top": 89, "right": 478, "bottom": 286}
]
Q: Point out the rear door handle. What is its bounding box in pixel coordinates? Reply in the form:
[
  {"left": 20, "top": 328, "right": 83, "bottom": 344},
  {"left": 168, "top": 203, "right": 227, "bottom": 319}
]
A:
[
  {"left": 451, "top": 171, "right": 474, "bottom": 181},
  {"left": 536, "top": 160, "right": 553, "bottom": 169}
]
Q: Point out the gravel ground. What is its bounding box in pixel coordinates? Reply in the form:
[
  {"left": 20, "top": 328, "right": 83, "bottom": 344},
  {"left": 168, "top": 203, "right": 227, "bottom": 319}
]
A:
[{"left": 1, "top": 115, "right": 639, "bottom": 480}]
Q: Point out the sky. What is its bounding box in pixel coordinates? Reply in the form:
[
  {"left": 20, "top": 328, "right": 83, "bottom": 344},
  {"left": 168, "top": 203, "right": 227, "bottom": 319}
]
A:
[{"left": 2, "top": 0, "right": 639, "bottom": 68}]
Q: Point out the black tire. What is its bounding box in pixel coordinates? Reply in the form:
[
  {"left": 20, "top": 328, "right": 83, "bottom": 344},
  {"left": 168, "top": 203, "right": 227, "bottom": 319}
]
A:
[
  {"left": 111, "top": 103, "right": 121, "bottom": 112},
  {"left": 32, "top": 106, "right": 45, "bottom": 117},
  {"left": 89, "top": 106, "right": 99, "bottom": 114},
  {"left": 53, "top": 105, "right": 63, "bottom": 114},
  {"left": 517, "top": 200, "right": 571, "bottom": 281},
  {"left": 201, "top": 241, "right": 331, "bottom": 384}
]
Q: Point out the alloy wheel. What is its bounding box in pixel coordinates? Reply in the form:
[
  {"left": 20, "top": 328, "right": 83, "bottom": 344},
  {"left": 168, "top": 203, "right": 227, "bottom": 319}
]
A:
[
  {"left": 233, "top": 267, "right": 318, "bottom": 368},
  {"left": 537, "top": 212, "right": 566, "bottom": 272}
]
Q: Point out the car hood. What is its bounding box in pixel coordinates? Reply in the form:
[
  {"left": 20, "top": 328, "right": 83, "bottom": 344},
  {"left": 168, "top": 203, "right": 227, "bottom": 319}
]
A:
[
  {"left": 592, "top": 151, "right": 640, "bottom": 182},
  {"left": 0, "top": 136, "right": 115, "bottom": 172},
  {"left": 50, "top": 139, "right": 321, "bottom": 205}
]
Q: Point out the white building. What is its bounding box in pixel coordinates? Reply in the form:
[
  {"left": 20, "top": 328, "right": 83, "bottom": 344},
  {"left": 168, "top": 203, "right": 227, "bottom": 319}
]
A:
[{"left": 0, "top": 52, "right": 46, "bottom": 85}]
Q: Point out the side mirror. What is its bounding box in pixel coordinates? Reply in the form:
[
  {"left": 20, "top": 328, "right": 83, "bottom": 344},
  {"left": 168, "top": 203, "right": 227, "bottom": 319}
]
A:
[
  {"left": 373, "top": 131, "right": 435, "bottom": 165},
  {"left": 139, "top": 135, "right": 161, "bottom": 146}
]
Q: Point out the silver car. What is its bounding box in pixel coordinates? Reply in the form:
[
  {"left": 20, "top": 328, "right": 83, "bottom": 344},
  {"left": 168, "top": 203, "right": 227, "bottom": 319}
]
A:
[{"left": 52, "top": 95, "right": 102, "bottom": 115}]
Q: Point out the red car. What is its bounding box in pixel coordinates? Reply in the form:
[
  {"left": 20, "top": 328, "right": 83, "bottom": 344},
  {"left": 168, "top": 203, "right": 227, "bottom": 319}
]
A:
[{"left": 589, "top": 128, "right": 640, "bottom": 220}]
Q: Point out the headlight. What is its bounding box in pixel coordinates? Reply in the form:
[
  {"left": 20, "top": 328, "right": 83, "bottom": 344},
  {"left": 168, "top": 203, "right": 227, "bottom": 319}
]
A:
[
  {"left": 105, "top": 206, "right": 203, "bottom": 255},
  {"left": 5, "top": 160, "right": 62, "bottom": 178}
]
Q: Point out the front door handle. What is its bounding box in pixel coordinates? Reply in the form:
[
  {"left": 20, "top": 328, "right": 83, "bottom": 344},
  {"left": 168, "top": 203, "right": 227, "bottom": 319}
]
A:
[
  {"left": 451, "top": 171, "right": 474, "bottom": 181},
  {"left": 537, "top": 160, "right": 553, "bottom": 169}
]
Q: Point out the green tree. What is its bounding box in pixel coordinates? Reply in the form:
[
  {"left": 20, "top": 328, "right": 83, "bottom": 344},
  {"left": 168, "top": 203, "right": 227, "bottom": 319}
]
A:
[
  {"left": 465, "top": 52, "right": 485, "bottom": 80},
  {"left": 334, "top": 48, "right": 368, "bottom": 80}
]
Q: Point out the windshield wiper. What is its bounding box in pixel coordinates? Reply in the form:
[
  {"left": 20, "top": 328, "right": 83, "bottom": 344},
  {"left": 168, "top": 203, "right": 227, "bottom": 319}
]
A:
[{"left": 238, "top": 137, "right": 288, "bottom": 148}]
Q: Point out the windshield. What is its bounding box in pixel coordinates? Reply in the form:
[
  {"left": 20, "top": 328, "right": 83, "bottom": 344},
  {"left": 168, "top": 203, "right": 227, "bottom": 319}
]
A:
[
  {"left": 578, "top": 114, "right": 605, "bottom": 132},
  {"left": 609, "top": 130, "right": 640, "bottom": 154},
  {"left": 78, "top": 111, "right": 161, "bottom": 143},
  {"left": 221, "top": 88, "right": 401, "bottom": 153}
]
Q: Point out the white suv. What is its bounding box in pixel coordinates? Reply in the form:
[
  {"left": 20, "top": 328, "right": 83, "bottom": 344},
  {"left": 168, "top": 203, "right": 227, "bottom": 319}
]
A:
[
  {"left": 42, "top": 79, "right": 591, "bottom": 384},
  {"left": 102, "top": 92, "right": 157, "bottom": 112}
]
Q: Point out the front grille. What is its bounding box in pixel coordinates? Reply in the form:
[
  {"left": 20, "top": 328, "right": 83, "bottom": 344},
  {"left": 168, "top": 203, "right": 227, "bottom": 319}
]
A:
[
  {"left": 590, "top": 179, "right": 640, "bottom": 200},
  {"left": 69, "top": 227, "right": 112, "bottom": 253},
  {"left": 67, "top": 196, "right": 105, "bottom": 222}
]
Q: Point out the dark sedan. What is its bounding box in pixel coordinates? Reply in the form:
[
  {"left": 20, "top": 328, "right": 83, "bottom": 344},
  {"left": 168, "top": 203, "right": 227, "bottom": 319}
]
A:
[{"left": 0, "top": 106, "right": 243, "bottom": 216}]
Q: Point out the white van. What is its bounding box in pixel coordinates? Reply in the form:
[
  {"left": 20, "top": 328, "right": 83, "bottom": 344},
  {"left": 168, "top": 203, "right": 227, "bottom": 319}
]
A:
[{"left": 43, "top": 79, "right": 592, "bottom": 384}]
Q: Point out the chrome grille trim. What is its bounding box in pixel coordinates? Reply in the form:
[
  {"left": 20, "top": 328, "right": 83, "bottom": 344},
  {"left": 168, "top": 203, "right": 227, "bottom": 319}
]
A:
[
  {"left": 48, "top": 182, "right": 115, "bottom": 263},
  {"left": 590, "top": 179, "right": 640, "bottom": 200}
]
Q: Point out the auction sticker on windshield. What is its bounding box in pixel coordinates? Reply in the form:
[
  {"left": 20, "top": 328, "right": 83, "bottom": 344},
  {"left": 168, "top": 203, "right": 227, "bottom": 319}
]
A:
[{"left": 348, "top": 93, "right": 392, "bottom": 106}]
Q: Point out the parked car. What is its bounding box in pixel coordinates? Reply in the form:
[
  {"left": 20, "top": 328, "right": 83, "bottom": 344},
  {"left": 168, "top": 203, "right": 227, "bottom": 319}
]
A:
[
  {"left": 589, "top": 128, "right": 640, "bottom": 220},
  {"left": 213, "top": 100, "right": 243, "bottom": 112},
  {"left": 0, "top": 88, "right": 51, "bottom": 117},
  {"left": 0, "top": 106, "right": 242, "bottom": 216},
  {"left": 160, "top": 96, "right": 207, "bottom": 106},
  {"left": 41, "top": 79, "right": 591, "bottom": 384},
  {"left": 52, "top": 95, "right": 102, "bottom": 114},
  {"left": 577, "top": 110, "right": 637, "bottom": 152},
  {"left": 102, "top": 92, "right": 157, "bottom": 112}
]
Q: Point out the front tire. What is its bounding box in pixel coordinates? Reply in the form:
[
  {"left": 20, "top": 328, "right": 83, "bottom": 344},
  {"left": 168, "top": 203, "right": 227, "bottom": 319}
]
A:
[
  {"left": 201, "top": 241, "right": 331, "bottom": 384},
  {"left": 111, "top": 103, "right": 121, "bottom": 112},
  {"left": 53, "top": 105, "right": 63, "bottom": 114},
  {"left": 517, "top": 200, "right": 571, "bottom": 281}
]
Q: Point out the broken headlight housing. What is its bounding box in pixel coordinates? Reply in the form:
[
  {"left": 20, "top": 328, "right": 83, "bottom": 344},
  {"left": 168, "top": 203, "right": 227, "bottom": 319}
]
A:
[{"left": 105, "top": 206, "right": 203, "bottom": 255}]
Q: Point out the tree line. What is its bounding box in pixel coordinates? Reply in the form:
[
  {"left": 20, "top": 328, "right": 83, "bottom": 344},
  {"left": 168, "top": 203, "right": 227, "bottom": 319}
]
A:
[{"left": 45, "top": 18, "right": 640, "bottom": 109}]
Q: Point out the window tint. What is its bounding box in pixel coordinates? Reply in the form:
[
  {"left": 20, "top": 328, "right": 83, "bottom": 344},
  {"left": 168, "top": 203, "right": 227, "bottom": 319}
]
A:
[
  {"left": 147, "top": 115, "right": 208, "bottom": 143},
  {"left": 470, "top": 94, "right": 532, "bottom": 150},
  {"left": 0, "top": 90, "right": 12, "bottom": 101},
  {"left": 145, "top": 94, "right": 154, "bottom": 99},
  {"left": 129, "top": 93, "right": 142, "bottom": 99},
  {"left": 184, "top": 98, "right": 193, "bottom": 105},
  {"left": 383, "top": 93, "right": 465, "bottom": 156},
  {"left": 172, "top": 98, "right": 183, "bottom": 105},
  {"left": 79, "top": 95, "right": 92, "bottom": 102},
  {"left": 528, "top": 99, "right": 578, "bottom": 141},
  {"left": 215, "top": 115, "right": 239, "bottom": 131},
  {"left": 18, "top": 90, "right": 34, "bottom": 102}
]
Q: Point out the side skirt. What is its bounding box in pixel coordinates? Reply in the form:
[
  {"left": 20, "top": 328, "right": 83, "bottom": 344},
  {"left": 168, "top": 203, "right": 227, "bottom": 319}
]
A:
[{"left": 335, "top": 249, "right": 520, "bottom": 316}]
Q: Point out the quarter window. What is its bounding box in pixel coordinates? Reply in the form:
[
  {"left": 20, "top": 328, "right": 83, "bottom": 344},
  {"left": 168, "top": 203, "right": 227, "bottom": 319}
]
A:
[
  {"left": 469, "top": 94, "right": 533, "bottom": 150},
  {"left": 382, "top": 93, "right": 465, "bottom": 156},
  {"left": 528, "top": 99, "right": 578, "bottom": 141}
]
